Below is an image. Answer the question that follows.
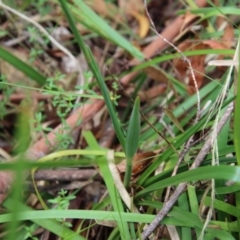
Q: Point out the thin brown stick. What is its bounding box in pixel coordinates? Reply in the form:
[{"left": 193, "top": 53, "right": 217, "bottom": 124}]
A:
[
  {"left": 141, "top": 102, "right": 234, "bottom": 239},
  {"left": 33, "top": 169, "right": 98, "bottom": 181}
]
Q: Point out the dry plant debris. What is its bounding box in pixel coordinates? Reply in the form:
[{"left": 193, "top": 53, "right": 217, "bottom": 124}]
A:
[{"left": 0, "top": 0, "right": 239, "bottom": 239}]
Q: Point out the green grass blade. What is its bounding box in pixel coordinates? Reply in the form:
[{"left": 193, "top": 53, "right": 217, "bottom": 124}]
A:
[
  {"left": 125, "top": 97, "right": 140, "bottom": 159},
  {"left": 204, "top": 229, "right": 235, "bottom": 240},
  {"left": 136, "top": 165, "right": 240, "bottom": 198},
  {"left": 124, "top": 97, "right": 140, "bottom": 187},
  {"left": 187, "top": 185, "right": 201, "bottom": 238},
  {"left": 0, "top": 206, "right": 203, "bottom": 227},
  {"left": 83, "top": 131, "right": 130, "bottom": 239},
  {"left": 205, "top": 189, "right": 240, "bottom": 236},
  {"left": 137, "top": 200, "right": 203, "bottom": 228},
  {"left": 216, "top": 185, "right": 240, "bottom": 194},
  {"left": 69, "top": 0, "right": 144, "bottom": 59},
  {"left": 58, "top": 0, "right": 126, "bottom": 152},
  {"left": 204, "top": 196, "right": 240, "bottom": 217},
  {"left": 181, "top": 7, "right": 240, "bottom": 19},
  {"left": 0, "top": 46, "right": 46, "bottom": 85},
  {"left": 3, "top": 198, "right": 86, "bottom": 240},
  {"left": 178, "top": 193, "right": 191, "bottom": 240},
  {"left": 98, "top": 155, "right": 131, "bottom": 239}
]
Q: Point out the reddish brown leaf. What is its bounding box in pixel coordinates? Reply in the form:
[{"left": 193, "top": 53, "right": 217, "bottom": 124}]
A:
[
  {"left": 117, "top": 151, "right": 156, "bottom": 177},
  {"left": 173, "top": 41, "right": 209, "bottom": 94}
]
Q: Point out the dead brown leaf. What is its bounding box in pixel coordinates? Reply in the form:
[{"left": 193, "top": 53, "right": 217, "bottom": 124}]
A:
[
  {"left": 129, "top": 11, "right": 150, "bottom": 38},
  {"left": 117, "top": 151, "right": 156, "bottom": 177},
  {"left": 138, "top": 84, "right": 167, "bottom": 101},
  {"left": 222, "top": 23, "right": 234, "bottom": 48},
  {"left": 143, "top": 66, "right": 177, "bottom": 94},
  {"left": 203, "top": 39, "right": 231, "bottom": 50},
  {"left": 173, "top": 41, "right": 209, "bottom": 94},
  {"left": 180, "top": 12, "right": 201, "bottom": 32},
  {"left": 173, "top": 36, "right": 233, "bottom": 94},
  {"left": 143, "top": 66, "right": 169, "bottom": 84}
]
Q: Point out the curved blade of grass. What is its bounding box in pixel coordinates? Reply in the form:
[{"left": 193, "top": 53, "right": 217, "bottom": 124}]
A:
[
  {"left": 216, "top": 185, "right": 240, "bottom": 194},
  {"left": 142, "top": 155, "right": 236, "bottom": 189},
  {"left": 2, "top": 199, "right": 237, "bottom": 237},
  {"left": 204, "top": 229, "right": 235, "bottom": 240},
  {"left": 3, "top": 198, "right": 86, "bottom": 240},
  {"left": 0, "top": 46, "right": 46, "bottom": 85},
  {"left": 178, "top": 193, "right": 191, "bottom": 240},
  {"left": 137, "top": 200, "right": 203, "bottom": 228},
  {"left": 69, "top": 0, "right": 144, "bottom": 60},
  {"left": 181, "top": 7, "right": 240, "bottom": 19},
  {"left": 0, "top": 146, "right": 234, "bottom": 172},
  {"left": 124, "top": 97, "right": 140, "bottom": 187},
  {"left": 0, "top": 205, "right": 204, "bottom": 228},
  {"left": 136, "top": 165, "right": 240, "bottom": 198},
  {"left": 187, "top": 185, "right": 201, "bottom": 237},
  {"left": 204, "top": 196, "right": 240, "bottom": 217},
  {"left": 59, "top": 0, "right": 126, "bottom": 152},
  {"left": 125, "top": 97, "right": 140, "bottom": 158},
  {"left": 210, "top": 220, "right": 238, "bottom": 232},
  {"left": 82, "top": 131, "right": 130, "bottom": 239}
]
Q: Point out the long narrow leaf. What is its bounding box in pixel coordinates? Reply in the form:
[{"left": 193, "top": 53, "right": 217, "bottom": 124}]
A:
[
  {"left": 58, "top": 0, "right": 126, "bottom": 152},
  {"left": 0, "top": 46, "right": 46, "bottom": 85},
  {"left": 136, "top": 165, "right": 240, "bottom": 198},
  {"left": 83, "top": 131, "right": 130, "bottom": 239},
  {"left": 69, "top": 0, "right": 144, "bottom": 59},
  {"left": 3, "top": 198, "right": 86, "bottom": 240},
  {"left": 124, "top": 97, "right": 140, "bottom": 186},
  {"left": 125, "top": 97, "right": 140, "bottom": 159}
]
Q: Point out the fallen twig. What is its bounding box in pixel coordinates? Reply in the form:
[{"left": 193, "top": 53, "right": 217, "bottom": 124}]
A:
[{"left": 33, "top": 169, "right": 98, "bottom": 181}]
